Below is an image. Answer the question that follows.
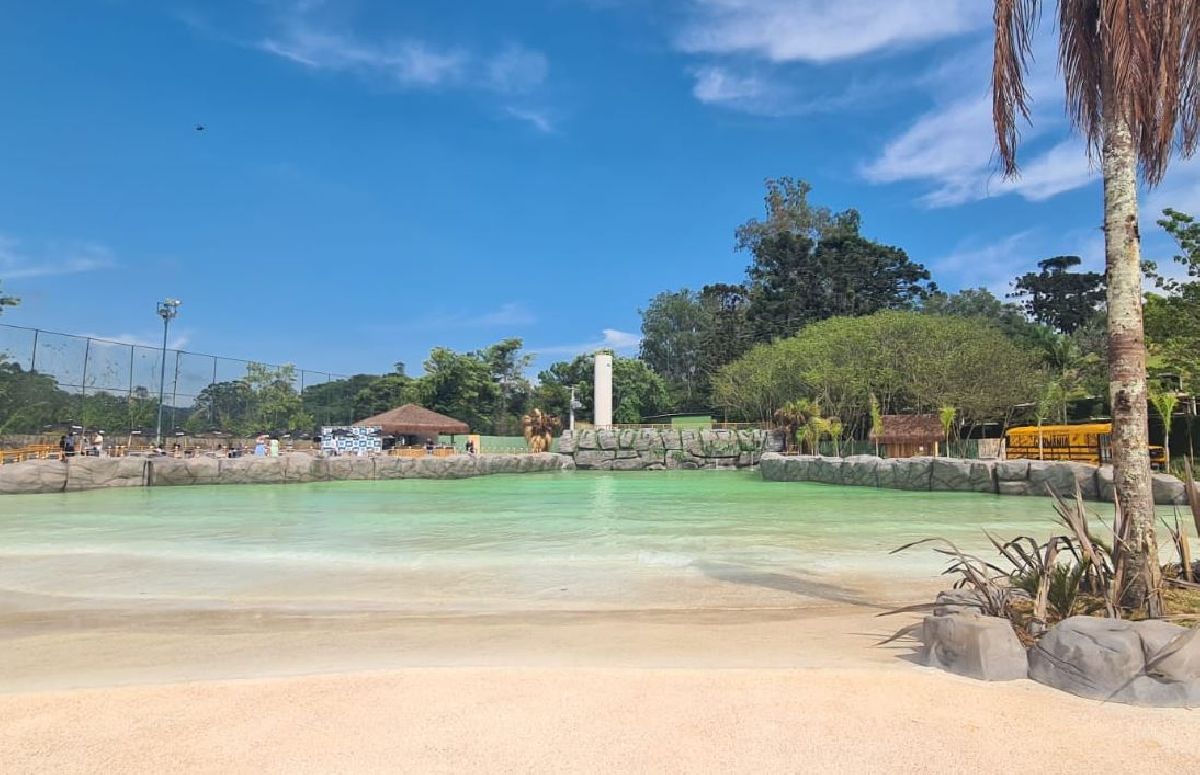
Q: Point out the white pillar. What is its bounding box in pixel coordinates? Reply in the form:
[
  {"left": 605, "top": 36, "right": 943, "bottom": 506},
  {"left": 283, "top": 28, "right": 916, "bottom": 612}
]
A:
[{"left": 593, "top": 352, "right": 613, "bottom": 428}]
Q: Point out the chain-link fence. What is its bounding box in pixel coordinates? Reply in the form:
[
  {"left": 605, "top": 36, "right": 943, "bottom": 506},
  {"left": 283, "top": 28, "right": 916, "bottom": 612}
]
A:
[{"left": 0, "top": 323, "right": 354, "bottom": 438}]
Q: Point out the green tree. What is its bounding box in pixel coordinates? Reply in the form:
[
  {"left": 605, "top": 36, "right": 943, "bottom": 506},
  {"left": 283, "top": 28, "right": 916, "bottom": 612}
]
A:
[
  {"left": 1148, "top": 387, "right": 1179, "bottom": 471},
  {"left": 639, "top": 289, "right": 712, "bottom": 410},
  {"left": 745, "top": 231, "right": 935, "bottom": 341},
  {"left": 923, "top": 287, "right": 1046, "bottom": 349},
  {"left": 0, "top": 281, "right": 17, "bottom": 314},
  {"left": 412, "top": 347, "right": 498, "bottom": 432},
  {"left": 480, "top": 338, "right": 533, "bottom": 435},
  {"left": 353, "top": 371, "right": 416, "bottom": 419},
  {"left": 300, "top": 373, "right": 384, "bottom": 426},
  {"left": 1144, "top": 209, "right": 1200, "bottom": 391},
  {"left": 713, "top": 312, "right": 1041, "bottom": 437},
  {"left": 0, "top": 362, "right": 71, "bottom": 433},
  {"left": 735, "top": 177, "right": 860, "bottom": 253},
  {"left": 537, "top": 353, "right": 668, "bottom": 425},
  {"left": 188, "top": 380, "right": 256, "bottom": 435},
  {"left": 244, "top": 362, "right": 312, "bottom": 432},
  {"left": 1009, "top": 256, "right": 1105, "bottom": 334},
  {"left": 992, "top": 0, "right": 1200, "bottom": 613}
]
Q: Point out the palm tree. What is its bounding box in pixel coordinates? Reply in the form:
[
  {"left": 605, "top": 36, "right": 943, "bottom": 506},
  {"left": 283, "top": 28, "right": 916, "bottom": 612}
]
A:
[
  {"left": 522, "top": 408, "right": 560, "bottom": 453},
  {"left": 1148, "top": 388, "right": 1179, "bottom": 471},
  {"left": 937, "top": 406, "right": 957, "bottom": 457},
  {"left": 993, "top": 1, "right": 1200, "bottom": 615},
  {"left": 773, "top": 399, "right": 821, "bottom": 454}
]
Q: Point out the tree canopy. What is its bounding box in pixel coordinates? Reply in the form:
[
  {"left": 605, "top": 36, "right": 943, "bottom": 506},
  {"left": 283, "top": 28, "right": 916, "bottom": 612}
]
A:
[
  {"left": 1008, "top": 256, "right": 1105, "bottom": 334},
  {"left": 712, "top": 312, "right": 1042, "bottom": 435}
]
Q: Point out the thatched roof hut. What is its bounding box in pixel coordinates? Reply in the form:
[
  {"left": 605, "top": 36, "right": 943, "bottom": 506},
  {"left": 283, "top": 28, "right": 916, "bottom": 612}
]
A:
[
  {"left": 355, "top": 404, "right": 470, "bottom": 438},
  {"left": 869, "top": 414, "right": 945, "bottom": 458}
]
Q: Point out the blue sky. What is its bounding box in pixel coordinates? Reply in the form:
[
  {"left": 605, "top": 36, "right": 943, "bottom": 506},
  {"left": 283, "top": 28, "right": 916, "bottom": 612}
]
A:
[{"left": 2, "top": 0, "right": 1198, "bottom": 378}]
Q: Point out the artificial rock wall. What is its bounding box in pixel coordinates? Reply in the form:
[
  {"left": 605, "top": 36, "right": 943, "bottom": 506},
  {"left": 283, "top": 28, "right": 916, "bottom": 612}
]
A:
[
  {"left": 557, "top": 428, "right": 780, "bottom": 470},
  {"left": 0, "top": 452, "right": 573, "bottom": 495},
  {"left": 759, "top": 453, "right": 1190, "bottom": 506}
]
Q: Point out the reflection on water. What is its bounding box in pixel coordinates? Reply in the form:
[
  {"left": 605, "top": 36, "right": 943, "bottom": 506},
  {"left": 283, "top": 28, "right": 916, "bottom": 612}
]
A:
[{"left": 0, "top": 471, "right": 1077, "bottom": 614}]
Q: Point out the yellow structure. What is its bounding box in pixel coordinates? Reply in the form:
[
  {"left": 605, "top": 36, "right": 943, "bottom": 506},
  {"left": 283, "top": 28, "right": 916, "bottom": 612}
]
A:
[{"left": 1004, "top": 423, "right": 1165, "bottom": 467}]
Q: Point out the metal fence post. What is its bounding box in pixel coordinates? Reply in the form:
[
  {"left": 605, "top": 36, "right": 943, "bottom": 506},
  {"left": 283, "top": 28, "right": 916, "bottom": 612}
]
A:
[
  {"left": 29, "top": 328, "right": 39, "bottom": 372},
  {"left": 80, "top": 337, "right": 91, "bottom": 425}
]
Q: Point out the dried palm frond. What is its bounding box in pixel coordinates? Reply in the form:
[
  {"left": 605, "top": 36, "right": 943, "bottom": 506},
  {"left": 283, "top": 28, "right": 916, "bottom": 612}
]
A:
[{"left": 994, "top": 0, "right": 1200, "bottom": 183}]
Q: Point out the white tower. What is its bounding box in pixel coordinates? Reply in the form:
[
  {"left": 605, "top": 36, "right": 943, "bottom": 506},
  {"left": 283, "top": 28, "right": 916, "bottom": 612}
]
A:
[{"left": 593, "top": 351, "right": 613, "bottom": 428}]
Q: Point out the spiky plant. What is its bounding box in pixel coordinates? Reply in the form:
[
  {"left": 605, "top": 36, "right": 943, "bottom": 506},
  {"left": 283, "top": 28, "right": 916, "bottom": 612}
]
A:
[
  {"left": 1149, "top": 388, "right": 1179, "bottom": 470},
  {"left": 992, "top": 0, "right": 1200, "bottom": 614}
]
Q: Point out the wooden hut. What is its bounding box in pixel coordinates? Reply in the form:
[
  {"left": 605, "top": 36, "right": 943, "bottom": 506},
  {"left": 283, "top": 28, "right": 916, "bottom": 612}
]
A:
[
  {"left": 355, "top": 404, "right": 469, "bottom": 448},
  {"left": 869, "top": 414, "right": 946, "bottom": 458}
]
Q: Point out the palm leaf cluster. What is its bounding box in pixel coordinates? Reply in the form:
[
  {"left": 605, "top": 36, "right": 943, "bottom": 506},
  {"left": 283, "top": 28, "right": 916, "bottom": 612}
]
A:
[{"left": 994, "top": 0, "right": 1200, "bottom": 183}]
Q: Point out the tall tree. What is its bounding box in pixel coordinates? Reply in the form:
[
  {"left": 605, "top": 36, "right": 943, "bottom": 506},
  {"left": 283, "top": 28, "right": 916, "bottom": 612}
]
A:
[
  {"left": 993, "top": 0, "right": 1200, "bottom": 613},
  {"left": 639, "top": 289, "right": 712, "bottom": 410},
  {"left": 745, "top": 231, "right": 935, "bottom": 341},
  {"left": 735, "top": 177, "right": 860, "bottom": 253},
  {"left": 1009, "top": 255, "right": 1105, "bottom": 333},
  {"left": 1144, "top": 209, "right": 1200, "bottom": 391},
  {"left": 536, "top": 353, "right": 668, "bottom": 425}
]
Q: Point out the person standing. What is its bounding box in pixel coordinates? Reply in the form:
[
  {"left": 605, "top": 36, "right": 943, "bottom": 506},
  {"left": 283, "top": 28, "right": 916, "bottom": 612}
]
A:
[
  {"left": 269, "top": 437, "right": 280, "bottom": 457},
  {"left": 64, "top": 431, "right": 76, "bottom": 458},
  {"left": 92, "top": 431, "right": 104, "bottom": 457}
]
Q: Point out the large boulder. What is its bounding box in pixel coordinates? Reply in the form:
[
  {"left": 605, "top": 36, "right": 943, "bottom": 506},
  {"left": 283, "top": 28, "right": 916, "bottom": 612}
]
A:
[
  {"left": 1028, "top": 461, "right": 1098, "bottom": 499},
  {"left": 556, "top": 430, "right": 577, "bottom": 455},
  {"left": 1152, "top": 473, "right": 1187, "bottom": 506},
  {"left": 921, "top": 612, "right": 1028, "bottom": 681},
  {"left": 811, "top": 457, "right": 844, "bottom": 485},
  {"left": 893, "top": 457, "right": 933, "bottom": 491},
  {"left": 65, "top": 457, "right": 148, "bottom": 491},
  {"left": 1028, "top": 616, "right": 1200, "bottom": 707},
  {"left": 574, "top": 450, "right": 615, "bottom": 469},
  {"left": 596, "top": 430, "right": 619, "bottom": 450},
  {"left": 995, "top": 459, "right": 1030, "bottom": 482},
  {"left": 841, "top": 456, "right": 879, "bottom": 487},
  {"left": 150, "top": 457, "right": 222, "bottom": 487},
  {"left": 0, "top": 459, "right": 69, "bottom": 494},
  {"left": 758, "top": 452, "right": 786, "bottom": 481},
  {"left": 930, "top": 458, "right": 972, "bottom": 492}
]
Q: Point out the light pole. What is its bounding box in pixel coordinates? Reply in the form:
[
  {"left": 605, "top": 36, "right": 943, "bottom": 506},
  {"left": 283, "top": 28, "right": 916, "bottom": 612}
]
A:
[{"left": 155, "top": 299, "right": 181, "bottom": 444}]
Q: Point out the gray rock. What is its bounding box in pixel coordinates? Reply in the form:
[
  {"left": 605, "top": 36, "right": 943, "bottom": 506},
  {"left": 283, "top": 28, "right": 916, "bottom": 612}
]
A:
[
  {"left": 661, "top": 430, "right": 684, "bottom": 450},
  {"left": 616, "top": 429, "right": 638, "bottom": 450},
  {"left": 921, "top": 613, "right": 1028, "bottom": 681},
  {"left": 931, "top": 458, "right": 972, "bottom": 492},
  {"left": 758, "top": 452, "right": 785, "bottom": 481},
  {"left": 969, "top": 461, "right": 997, "bottom": 494},
  {"left": 875, "top": 459, "right": 899, "bottom": 489},
  {"left": 1028, "top": 616, "right": 1200, "bottom": 707},
  {"left": 65, "top": 457, "right": 149, "bottom": 491},
  {"left": 811, "top": 457, "right": 844, "bottom": 485},
  {"left": 557, "top": 430, "right": 577, "bottom": 454},
  {"left": 1028, "top": 461, "right": 1098, "bottom": 499},
  {"left": 995, "top": 459, "right": 1030, "bottom": 482},
  {"left": 894, "top": 457, "right": 933, "bottom": 491},
  {"left": 611, "top": 457, "right": 646, "bottom": 471},
  {"left": 1097, "top": 465, "right": 1115, "bottom": 502},
  {"left": 0, "top": 459, "right": 68, "bottom": 494},
  {"left": 574, "top": 450, "right": 616, "bottom": 469},
  {"left": 997, "top": 480, "right": 1031, "bottom": 497},
  {"left": 1152, "top": 473, "right": 1187, "bottom": 506},
  {"left": 596, "top": 430, "right": 618, "bottom": 450},
  {"left": 151, "top": 457, "right": 222, "bottom": 487},
  {"left": 842, "top": 456, "right": 879, "bottom": 488}
]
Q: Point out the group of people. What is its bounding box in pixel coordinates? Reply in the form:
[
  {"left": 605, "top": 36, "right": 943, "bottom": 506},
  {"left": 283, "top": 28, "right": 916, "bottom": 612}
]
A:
[{"left": 57, "top": 430, "right": 103, "bottom": 458}]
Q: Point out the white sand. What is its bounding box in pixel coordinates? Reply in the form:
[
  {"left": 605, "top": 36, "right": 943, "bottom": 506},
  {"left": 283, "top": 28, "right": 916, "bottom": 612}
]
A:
[
  {"left": 1, "top": 666, "right": 1197, "bottom": 774},
  {"left": 0, "top": 604, "right": 1196, "bottom": 773}
]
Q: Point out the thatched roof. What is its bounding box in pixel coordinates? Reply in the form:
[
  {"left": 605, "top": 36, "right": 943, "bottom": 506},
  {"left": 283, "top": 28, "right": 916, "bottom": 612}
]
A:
[
  {"left": 355, "top": 404, "right": 469, "bottom": 437},
  {"left": 869, "top": 414, "right": 946, "bottom": 444}
]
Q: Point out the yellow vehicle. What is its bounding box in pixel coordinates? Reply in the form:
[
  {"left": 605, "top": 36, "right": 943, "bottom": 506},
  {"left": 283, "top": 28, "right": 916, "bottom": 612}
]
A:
[{"left": 1004, "top": 423, "right": 1166, "bottom": 468}]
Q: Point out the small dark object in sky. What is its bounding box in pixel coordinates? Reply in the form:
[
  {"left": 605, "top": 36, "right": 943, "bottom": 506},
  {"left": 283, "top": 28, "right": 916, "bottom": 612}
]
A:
[{"left": 195, "top": 124, "right": 205, "bottom": 131}]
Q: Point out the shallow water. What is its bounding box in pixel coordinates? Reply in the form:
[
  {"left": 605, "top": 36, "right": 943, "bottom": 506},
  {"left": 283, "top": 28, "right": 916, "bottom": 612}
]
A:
[{"left": 0, "top": 471, "right": 1093, "bottom": 615}]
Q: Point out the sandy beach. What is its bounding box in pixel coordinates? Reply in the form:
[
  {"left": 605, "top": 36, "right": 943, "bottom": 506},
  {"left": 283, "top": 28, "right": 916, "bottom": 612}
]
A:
[{"left": 2, "top": 602, "right": 1198, "bottom": 773}]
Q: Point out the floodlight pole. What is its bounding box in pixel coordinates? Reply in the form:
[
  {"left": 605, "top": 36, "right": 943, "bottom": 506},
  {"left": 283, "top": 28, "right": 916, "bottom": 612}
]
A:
[{"left": 155, "top": 299, "right": 181, "bottom": 444}]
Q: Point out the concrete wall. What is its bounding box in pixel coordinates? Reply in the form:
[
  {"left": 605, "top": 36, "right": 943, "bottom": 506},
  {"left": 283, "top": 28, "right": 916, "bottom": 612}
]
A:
[
  {"left": 759, "top": 453, "right": 1190, "bottom": 506},
  {"left": 0, "top": 453, "right": 574, "bottom": 495},
  {"left": 557, "top": 427, "right": 780, "bottom": 470}
]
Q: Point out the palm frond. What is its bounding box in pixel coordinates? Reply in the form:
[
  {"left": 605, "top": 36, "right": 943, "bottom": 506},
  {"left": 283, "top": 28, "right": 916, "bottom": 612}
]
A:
[{"left": 994, "top": 0, "right": 1043, "bottom": 174}]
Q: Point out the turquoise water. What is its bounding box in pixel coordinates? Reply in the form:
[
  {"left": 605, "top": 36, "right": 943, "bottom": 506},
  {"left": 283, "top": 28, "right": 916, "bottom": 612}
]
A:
[{"left": 0, "top": 471, "right": 1097, "bottom": 613}]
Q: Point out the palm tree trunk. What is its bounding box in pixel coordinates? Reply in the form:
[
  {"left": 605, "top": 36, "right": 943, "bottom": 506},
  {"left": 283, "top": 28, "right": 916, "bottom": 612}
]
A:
[{"left": 1101, "top": 74, "right": 1163, "bottom": 617}]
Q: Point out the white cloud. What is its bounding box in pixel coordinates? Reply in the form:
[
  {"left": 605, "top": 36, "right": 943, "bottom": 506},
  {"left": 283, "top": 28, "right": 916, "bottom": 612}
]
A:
[
  {"left": 677, "top": 0, "right": 989, "bottom": 63},
  {"left": 1146, "top": 155, "right": 1200, "bottom": 220},
  {"left": 534, "top": 328, "right": 641, "bottom": 357},
  {"left": 691, "top": 65, "right": 767, "bottom": 104},
  {"left": 931, "top": 228, "right": 1106, "bottom": 296},
  {"left": 259, "top": 26, "right": 467, "bottom": 87},
  {"left": 504, "top": 106, "right": 556, "bottom": 133},
  {"left": 487, "top": 45, "right": 549, "bottom": 95},
  {"left": 860, "top": 34, "right": 1101, "bottom": 207},
  {"left": 0, "top": 235, "right": 115, "bottom": 279}
]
